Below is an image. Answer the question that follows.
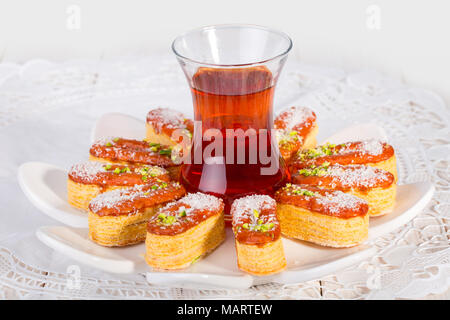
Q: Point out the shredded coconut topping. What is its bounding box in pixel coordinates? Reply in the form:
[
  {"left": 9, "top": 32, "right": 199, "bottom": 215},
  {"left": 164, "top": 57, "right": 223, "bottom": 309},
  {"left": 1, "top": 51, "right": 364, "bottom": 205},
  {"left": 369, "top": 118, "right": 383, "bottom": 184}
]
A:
[
  {"left": 69, "top": 161, "right": 106, "bottom": 183},
  {"left": 275, "top": 106, "right": 315, "bottom": 131},
  {"left": 231, "top": 195, "right": 277, "bottom": 226},
  {"left": 315, "top": 190, "right": 367, "bottom": 214},
  {"left": 89, "top": 181, "right": 180, "bottom": 214},
  {"left": 147, "top": 107, "right": 189, "bottom": 132},
  {"left": 159, "top": 192, "right": 223, "bottom": 216},
  {"left": 89, "top": 185, "right": 147, "bottom": 212},
  {"left": 321, "top": 164, "right": 390, "bottom": 188},
  {"left": 338, "top": 139, "right": 385, "bottom": 156}
]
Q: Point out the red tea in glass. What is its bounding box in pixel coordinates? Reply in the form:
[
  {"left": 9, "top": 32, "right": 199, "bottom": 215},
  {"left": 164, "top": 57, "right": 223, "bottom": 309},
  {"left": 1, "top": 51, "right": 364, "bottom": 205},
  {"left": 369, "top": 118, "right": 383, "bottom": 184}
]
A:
[{"left": 172, "top": 25, "right": 292, "bottom": 221}]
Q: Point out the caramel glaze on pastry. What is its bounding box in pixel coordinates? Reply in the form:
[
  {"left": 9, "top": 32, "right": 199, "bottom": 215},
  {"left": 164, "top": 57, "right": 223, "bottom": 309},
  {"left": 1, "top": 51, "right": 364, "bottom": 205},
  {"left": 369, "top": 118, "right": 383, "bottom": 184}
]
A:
[
  {"left": 292, "top": 163, "right": 396, "bottom": 216},
  {"left": 145, "top": 193, "right": 225, "bottom": 270},
  {"left": 67, "top": 161, "right": 169, "bottom": 211},
  {"left": 88, "top": 180, "right": 185, "bottom": 247},
  {"left": 146, "top": 107, "right": 193, "bottom": 146},
  {"left": 274, "top": 106, "right": 318, "bottom": 161},
  {"left": 290, "top": 140, "right": 397, "bottom": 181},
  {"left": 275, "top": 184, "right": 369, "bottom": 247},
  {"left": 89, "top": 137, "right": 181, "bottom": 180},
  {"left": 231, "top": 195, "right": 286, "bottom": 276}
]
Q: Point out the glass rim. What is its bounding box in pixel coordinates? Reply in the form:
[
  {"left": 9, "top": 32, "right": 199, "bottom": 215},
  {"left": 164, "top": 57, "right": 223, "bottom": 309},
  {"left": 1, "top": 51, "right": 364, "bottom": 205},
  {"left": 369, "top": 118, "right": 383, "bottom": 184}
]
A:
[{"left": 171, "top": 24, "right": 293, "bottom": 67}]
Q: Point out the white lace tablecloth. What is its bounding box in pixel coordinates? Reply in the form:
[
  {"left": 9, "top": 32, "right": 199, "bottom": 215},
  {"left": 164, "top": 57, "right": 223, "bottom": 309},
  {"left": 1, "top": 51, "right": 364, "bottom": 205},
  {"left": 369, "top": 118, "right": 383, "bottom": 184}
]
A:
[{"left": 0, "top": 55, "right": 448, "bottom": 299}]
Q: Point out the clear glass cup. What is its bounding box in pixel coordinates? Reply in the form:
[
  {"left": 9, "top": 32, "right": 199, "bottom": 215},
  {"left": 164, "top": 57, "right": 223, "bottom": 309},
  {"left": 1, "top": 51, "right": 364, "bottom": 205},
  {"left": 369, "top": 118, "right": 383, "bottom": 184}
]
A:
[{"left": 172, "top": 24, "right": 292, "bottom": 220}]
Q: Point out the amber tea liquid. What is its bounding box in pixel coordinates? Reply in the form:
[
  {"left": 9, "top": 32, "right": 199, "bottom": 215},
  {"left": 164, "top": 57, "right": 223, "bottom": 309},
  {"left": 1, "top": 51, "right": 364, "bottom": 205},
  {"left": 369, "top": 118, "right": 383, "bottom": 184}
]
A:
[{"left": 180, "top": 66, "right": 288, "bottom": 220}]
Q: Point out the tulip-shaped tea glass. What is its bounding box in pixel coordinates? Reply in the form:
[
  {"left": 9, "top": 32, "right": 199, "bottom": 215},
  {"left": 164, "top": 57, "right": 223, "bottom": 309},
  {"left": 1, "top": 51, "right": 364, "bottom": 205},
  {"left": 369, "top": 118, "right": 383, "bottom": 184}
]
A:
[{"left": 172, "top": 24, "right": 292, "bottom": 220}]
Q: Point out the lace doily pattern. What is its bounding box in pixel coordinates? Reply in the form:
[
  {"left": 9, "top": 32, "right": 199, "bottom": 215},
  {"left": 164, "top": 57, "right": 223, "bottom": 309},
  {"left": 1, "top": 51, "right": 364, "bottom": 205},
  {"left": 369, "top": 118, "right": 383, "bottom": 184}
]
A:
[{"left": 0, "top": 56, "right": 448, "bottom": 299}]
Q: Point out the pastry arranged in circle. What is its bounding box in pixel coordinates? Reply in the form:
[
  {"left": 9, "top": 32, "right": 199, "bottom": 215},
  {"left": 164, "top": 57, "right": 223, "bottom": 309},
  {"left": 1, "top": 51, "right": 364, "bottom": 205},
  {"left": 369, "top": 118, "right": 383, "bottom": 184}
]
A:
[
  {"left": 67, "top": 161, "right": 169, "bottom": 211},
  {"left": 231, "top": 195, "right": 286, "bottom": 276},
  {"left": 292, "top": 163, "right": 396, "bottom": 216},
  {"left": 89, "top": 137, "right": 180, "bottom": 180},
  {"left": 274, "top": 106, "right": 318, "bottom": 160},
  {"left": 88, "top": 180, "right": 185, "bottom": 247},
  {"left": 146, "top": 107, "right": 193, "bottom": 147},
  {"left": 275, "top": 184, "right": 369, "bottom": 247},
  {"left": 145, "top": 193, "right": 225, "bottom": 270},
  {"left": 290, "top": 140, "right": 397, "bottom": 181}
]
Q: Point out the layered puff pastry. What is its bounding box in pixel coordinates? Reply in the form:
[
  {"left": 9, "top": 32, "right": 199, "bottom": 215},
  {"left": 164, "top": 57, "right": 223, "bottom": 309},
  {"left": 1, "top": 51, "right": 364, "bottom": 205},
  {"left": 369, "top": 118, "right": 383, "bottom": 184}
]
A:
[
  {"left": 290, "top": 140, "right": 397, "bottom": 181},
  {"left": 274, "top": 106, "right": 318, "bottom": 160},
  {"left": 292, "top": 163, "right": 396, "bottom": 216},
  {"left": 88, "top": 180, "right": 185, "bottom": 247},
  {"left": 67, "top": 161, "right": 169, "bottom": 211},
  {"left": 275, "top": 184, "right": 369, "bottom": 247},
  {"left": 89, "top": 137, "right": 181, "bottom": 180},
  {"left": 146, "top": 107, "right": 193, "bottom": 147},
  {"left": 145, "top": 193, "right": 225, "bottom": 270},
  {"left": 231, "top": 195, "right": 286, "bottom": 276}
]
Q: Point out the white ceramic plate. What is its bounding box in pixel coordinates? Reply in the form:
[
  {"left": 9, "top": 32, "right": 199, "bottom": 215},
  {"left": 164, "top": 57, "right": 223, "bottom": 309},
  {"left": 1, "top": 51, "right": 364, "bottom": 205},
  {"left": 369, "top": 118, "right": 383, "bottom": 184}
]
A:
[
  {"left": 18, "top": 162, "right": 88, "bottom": 228},
  {"left": 35, "top": 181, "right": 434, "bottom": 289},
  {"left": 90, "top": 112, "right": 145, "bottom": 143},
  {"left": 20, "top": 113, "right": 435, "bottom": 288}
]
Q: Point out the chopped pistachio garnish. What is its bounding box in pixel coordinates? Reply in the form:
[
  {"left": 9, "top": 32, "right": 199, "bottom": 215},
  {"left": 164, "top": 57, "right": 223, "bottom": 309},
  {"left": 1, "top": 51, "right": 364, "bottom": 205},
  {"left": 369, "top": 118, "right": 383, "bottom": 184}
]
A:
[
  {"left": 191, "top": 255, "right": 201, "bottom": 264},
  {"left": 298, "top": 162, "right": 330, "bottom": 177},
  {"left": 141, "top": 175, "right": 148, "bottom": 182},
  {"left": 159, "top": 148, "right": 171, "bottom": 156},
  {"left": 149, "top": 142, "right": 160, "bottom": 147},
  {"left": 113, "top": 168, "right": 121, "bottom": 174},
  {"left": 103, "top": 164, "right": 112, "bottom": 171},
  {"left": 240, "top": 220, "right": 276, "bottom": 233},
  {"left": 151, "top": 185, "right": 158, "bottom": 190},
  {"left": 179, "top": 209, "right": 187, "bottom": 217},
  {"left": 289, "top": 130, "right": 298, "bottom": 136},
  {"left": 298, "top": 143, "right": 338, "bottom": 160},
  {"left": 105, "top": 142, "right": 113, "bottom": 147},
  {"left": 157, "top": 213, "right": 177, "bottom": 225}
]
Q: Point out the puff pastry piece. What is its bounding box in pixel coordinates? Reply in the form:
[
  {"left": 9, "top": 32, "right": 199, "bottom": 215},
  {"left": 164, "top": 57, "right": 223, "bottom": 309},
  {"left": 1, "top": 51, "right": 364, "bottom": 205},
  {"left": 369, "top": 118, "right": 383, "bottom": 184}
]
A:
[
  {"left": 231, "top": 195, "right": 286, "bottom": 276},
  {"left": 89, "top": 137, "right": 181, "bottom": 180},
  {"left": 290, "top": 140, "right": 397, "bottom": 181},
  {"left": 292, "top": 163, "right": 396, "bottom": 216},
  {"left": 88, "top": 180, "right": 185, "bottom": 247},
  {"left": 274, "top": 106, "right": 318, "bottom": 161},
  {"left": 145, "top": 193, "right": 225, "bottom": 270},
  {"left": 67, "top": 161, "right": 169, "bottom": 211},
  {"left": 275, "top": 184, "right": 369, "bottom": 247},
  {"left": 146, "top": 107, "right": 193, "bottom": 147}
]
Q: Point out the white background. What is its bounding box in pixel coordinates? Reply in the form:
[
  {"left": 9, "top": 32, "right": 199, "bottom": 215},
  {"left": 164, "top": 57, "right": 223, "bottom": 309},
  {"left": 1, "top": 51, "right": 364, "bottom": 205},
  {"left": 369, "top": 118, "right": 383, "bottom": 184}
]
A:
[{"left": 0, "top": 0, "right": 449, "bottom": 104}]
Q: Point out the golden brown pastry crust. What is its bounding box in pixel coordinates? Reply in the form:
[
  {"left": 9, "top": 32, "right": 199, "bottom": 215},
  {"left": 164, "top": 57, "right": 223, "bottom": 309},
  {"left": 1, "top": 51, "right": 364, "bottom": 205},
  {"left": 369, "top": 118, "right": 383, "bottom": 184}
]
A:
[
  {"left": 145, "top": 107, "right": 193, "bottom": 146},
  {"left": 277, "top": 204, "right": 369, "bottom": 247},
  {"left": 274, "top": 106, "right": 318, "bottom": 161},
  {"left": 67, "top": 179, "right": 122, "bottom": 211},
  {"left": 235, "top": 238, "right": 286, "bottom": 275},
  {"left": 145, "top": 193, "right": 225, "bottom": 270},
  {"left": 88, "top": 181, "right": 186, "bottom": 247},
  {"left": 67, "top": 162, "right": 169, "bottom": 211},
  {"left": 88, "top": 206, "right": 159, "bottom": 247},
  {"left": 231, "top": 195, "right": 286, "bottom": 276},
  {"left": 274, "top": 184, "right": 370, "bottom": 247},
  {"left": 145, "top": 212, "right": 225, "bottom": 270},
  {"left": 292, "top": 164, "right": 396, "bottom": 216}
]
